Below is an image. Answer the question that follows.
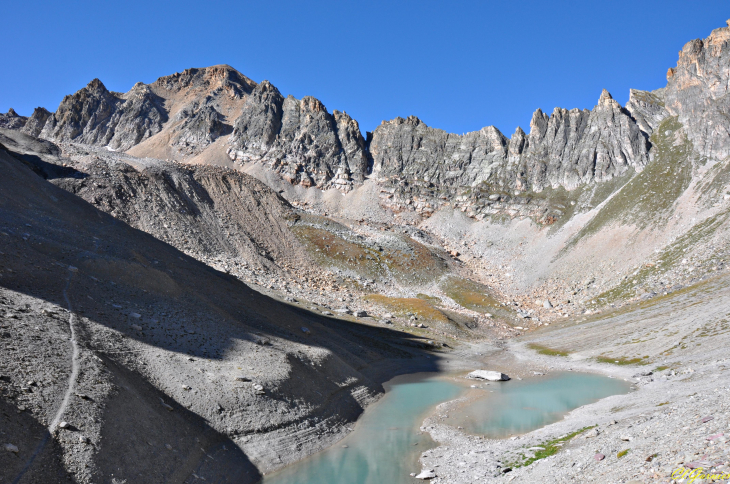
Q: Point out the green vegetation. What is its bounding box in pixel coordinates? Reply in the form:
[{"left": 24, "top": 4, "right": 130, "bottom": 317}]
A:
[
  {"left": 528, "top": 343, "right": 570, "bottom": 357},
  {"left": 509, "top": 426, "right": 596, "bottom": 468},
  {"left": 416, "top": 293, "right": 442, "bottom": 304},
  {"left": 595, "top": 355, "right": 650, "bottom": 366},
  {"left": 440, "top": 276, "right": 500, "bottom": 313},
  {"left": 291, "top": 215, "right": 448, "bottom": 285},
  {"left": 364, "top": 294, "right": 451, "bottom": 325},
  {"left": 564, "top": 116, "right": 695, "bottom": 253},
  {"left": 617, "top": 449, "right": 630, "bottom": 458},
  {"left": 654, "top": 365, "right": 670, "bottom": 372}
]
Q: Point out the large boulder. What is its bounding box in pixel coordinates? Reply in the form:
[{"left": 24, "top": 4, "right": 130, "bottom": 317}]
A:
[{"left": 467, "top": 370, "right": 510, "bottom": 381}]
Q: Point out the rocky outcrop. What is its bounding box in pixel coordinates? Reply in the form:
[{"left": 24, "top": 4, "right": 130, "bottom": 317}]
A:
[
  {"left": 40, "top": 79, "right": 167, "bottom": 151},
  {"left": 369, "top": 116, "right": 509, "bottom": 188},
  {"left": 20, "top": 107, "right": 52, "bottom": 137},
  {"left": 151, "top": 64, "right": 256, "bottom": 99},
  {"left": 229, "top": 80, "right": 284, "bottom": 155},
  {"left": 370, "top": 90, "right": 650, "bottom": 196},
  {"left": 0, "top": 108, "right": 27, "bottom": 130},
  {"left": 664, "top": 20, "right": 730, "bottom": 160},
  {"left": 171, "top": 103, "right": 230, "bottom": 155},
  {"left": 516, "top": 90, "right": 651, "bottom": 191},
  {"left": 625, "top": 89, "right": 668, "bottom": 136},
  {"left": 227, "top": 81, "right": 368, "bottom": 191}
]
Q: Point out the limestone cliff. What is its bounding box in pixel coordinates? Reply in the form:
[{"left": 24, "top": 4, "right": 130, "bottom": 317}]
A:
[{"left": 664, "top": 20, "right": 730, "bottom": 161}]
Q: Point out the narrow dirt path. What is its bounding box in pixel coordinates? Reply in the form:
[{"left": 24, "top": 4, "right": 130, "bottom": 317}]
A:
[
  {"left": 49, "top": 269, "right": 80, "bottom": 432},
  {"left": 11, "top": 268, "right": 80, "bottom": 484}
]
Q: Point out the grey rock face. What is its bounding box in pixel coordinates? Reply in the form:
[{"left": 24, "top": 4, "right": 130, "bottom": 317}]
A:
[
  {"left": 522, "top": 90, "right": 650, "bottom": 190},
  {"left": 369, "top": 116, "right": 509, "bottom": 188},
  {"left": 0, "top": 108, "right": 27, "bottom": 130},
  {"left": 20, "top": 107, "right": 52, "bottom": 137},
  {"left": 228, "top": 81, "right": 368, "bottom": 191},
  {"left": 367, "top": 90, "right": 651, "bottom": 220},
  {"left": 664, "top": 20, "right": 730, "bottom": 160},
  {"left": 370, "top": 89, "right": 650, "bottom": 195},
  {"left": 625, "top": 89, "right": 668, "bottom": 136},
  {"left": 230, "top": 80, "right": 285, "bottom": 155},
  {"left": 40, "top": 79, "right": 167, "bottom": 151},
  {"left": 171, "top": 103, "right": 230, "bottom": 155}
]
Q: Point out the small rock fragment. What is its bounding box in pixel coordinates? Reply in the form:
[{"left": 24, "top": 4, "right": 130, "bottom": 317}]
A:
[
  {"left": 415, "top": 469, "right": 436, "bottom": 479},
  {"left": 632, "top": 371, "right": 653, "bottom": 378},
  {"left": 594, "top": 453, "right": 605, "bottom": 461},
  {"left": 4, "top": 443, "right": 19, "bottom": 453}
]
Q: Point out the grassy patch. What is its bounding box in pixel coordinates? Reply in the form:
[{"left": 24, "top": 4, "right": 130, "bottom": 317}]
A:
[
  {"left": 654, "top": 365, "right": 670, "bottom": 372},
  {"left": 656, "top": 402, "right": 670, "bottom": 407},
  {"left": 564, "top": 116, "right": 695, "bottom": 251},
  {"left": 440, "top": 276, "right": 501, "bottom": 313},
  {"left": 291, "top": 216, "right": 448, "bottom": 285},
  {"left": 416, "top": 293, "right": 442, "bottom": 304},
  {"left": 595, "top": 355, "right": 650, "bottom": 366},
  {"left": 528, "top": 343, "right": 570, "bottom": 357},
  {"left": 617, "top": 449, "right": 630, "bottom": 458},
  {"left": 510, "top": 426, "right": 596, "bottom": 468},
  {"left": 364, "top": 295, "right": 451, "bottom": 325}
]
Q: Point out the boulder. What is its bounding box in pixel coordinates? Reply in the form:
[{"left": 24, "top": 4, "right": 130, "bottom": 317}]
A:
[
  {"left": 4, "top": 443, "right": 19, "bottom": 453},
  {"left": 415, "top": 469, "right": 436, "bottom": 479},
  {"left": 467, "top": 370, "right": 510, "bottom": 381}
]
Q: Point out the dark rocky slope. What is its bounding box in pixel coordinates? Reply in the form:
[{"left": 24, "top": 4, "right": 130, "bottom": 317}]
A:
[{"left": 0, "top": 138, "right": 437, "bottom": 483}]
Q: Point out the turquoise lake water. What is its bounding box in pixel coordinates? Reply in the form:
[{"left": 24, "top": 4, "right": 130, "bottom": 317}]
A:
[
  {"left": 259, "top": 372, "right": 630, "bottom": 484},
  {"left": 446, "top": 372, "right": 631, "bottom": 438},
  {"left": 260, "top": 375, "right": 463, "bottom": 484}
]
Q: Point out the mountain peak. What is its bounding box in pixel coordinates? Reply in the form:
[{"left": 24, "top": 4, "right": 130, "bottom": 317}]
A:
[
  {"left": 598, "top": 89, "right": 613, "bottom": 104},
  {"left": 86, "top": 78, "right": 108, "bottom": 92}
]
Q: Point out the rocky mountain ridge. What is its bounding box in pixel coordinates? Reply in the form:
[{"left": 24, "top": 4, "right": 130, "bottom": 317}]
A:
[
  {"left": 6, "top": 20, "right": 730, "bottom": 218},
  {"left": 0, "top": 41, "right": 687, "bottom": 211}
]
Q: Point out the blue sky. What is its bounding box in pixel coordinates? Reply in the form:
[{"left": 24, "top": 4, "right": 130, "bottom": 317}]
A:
[{"left": 2, "top": 1, "right": 728, "bottom": 137}]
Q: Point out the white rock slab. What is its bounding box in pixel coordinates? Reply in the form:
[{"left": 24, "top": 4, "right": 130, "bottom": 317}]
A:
[{"left": 467, "top": 370, "right": 510, "bottom": 381}]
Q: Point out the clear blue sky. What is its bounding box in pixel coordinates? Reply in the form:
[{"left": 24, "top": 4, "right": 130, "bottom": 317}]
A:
[{"left": 2, "top": 1, "right": 728, "bottom": 137}]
